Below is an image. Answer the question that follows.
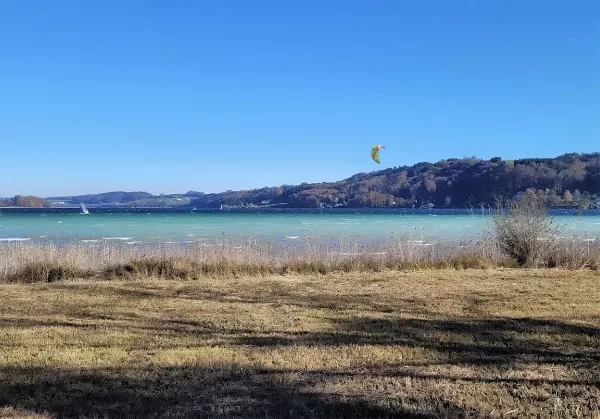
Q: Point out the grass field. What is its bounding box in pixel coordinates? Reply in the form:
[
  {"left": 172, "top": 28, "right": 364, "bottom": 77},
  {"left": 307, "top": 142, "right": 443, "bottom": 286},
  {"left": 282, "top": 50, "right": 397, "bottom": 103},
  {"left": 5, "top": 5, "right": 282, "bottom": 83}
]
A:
[{"left": 0, "top": 270, "right": 599, "bottom": 418}]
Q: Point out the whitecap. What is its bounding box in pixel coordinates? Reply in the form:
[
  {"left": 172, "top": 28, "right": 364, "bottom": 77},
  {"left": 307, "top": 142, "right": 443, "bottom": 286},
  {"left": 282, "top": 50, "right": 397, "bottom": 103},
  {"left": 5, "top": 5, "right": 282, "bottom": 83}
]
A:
[
  {"left": 285, "top": 236, "right": 299, "bottom": 239},
  {"left": 407, "top": 240, "right": 432, "bottom": 246},
  {"left": 0, "top": 237, "right": 31, "bottom": 242},
  {"left": 57, "top": 221, "right": 63, "bottom": 224},
  {"left": 329, "top": 251, "right": 387, "bottom": 256},
  {"left": 102, "top": 237, "right": 133, "bottom": 241},
  {"left": 80, "top": 240, "right": 98, "bottom": 243},
  {"left": 124, "top": 241, "right": 138, "bottom": 245}
]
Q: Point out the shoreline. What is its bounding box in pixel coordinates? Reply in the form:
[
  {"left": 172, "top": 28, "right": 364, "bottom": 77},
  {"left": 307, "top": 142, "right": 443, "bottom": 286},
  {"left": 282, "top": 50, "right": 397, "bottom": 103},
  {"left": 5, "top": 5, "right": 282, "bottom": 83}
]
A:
[{"left": 0, "top": 205, "right": 594, "bottom": 211}]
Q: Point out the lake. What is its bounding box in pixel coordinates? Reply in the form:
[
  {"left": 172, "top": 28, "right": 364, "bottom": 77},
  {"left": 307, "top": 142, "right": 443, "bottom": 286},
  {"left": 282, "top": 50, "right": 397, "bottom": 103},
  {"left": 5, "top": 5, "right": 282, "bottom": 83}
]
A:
[{"left": 1, "top": 207, "right": 599, "bottom": 244}]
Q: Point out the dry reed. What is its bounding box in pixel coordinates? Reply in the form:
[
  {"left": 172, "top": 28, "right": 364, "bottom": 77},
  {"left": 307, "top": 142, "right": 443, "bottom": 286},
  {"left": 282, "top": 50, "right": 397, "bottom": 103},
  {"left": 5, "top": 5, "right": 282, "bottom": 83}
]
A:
[{"left": 2, "top": 234, "right": 600, "bottom": 283}]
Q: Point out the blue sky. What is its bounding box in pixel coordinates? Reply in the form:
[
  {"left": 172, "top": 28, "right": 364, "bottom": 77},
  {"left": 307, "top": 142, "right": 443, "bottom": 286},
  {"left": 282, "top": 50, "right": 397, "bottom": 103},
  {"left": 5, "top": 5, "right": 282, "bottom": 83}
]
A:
[{"left": 1, "top": 0, "right": 598, "bottom": 196}]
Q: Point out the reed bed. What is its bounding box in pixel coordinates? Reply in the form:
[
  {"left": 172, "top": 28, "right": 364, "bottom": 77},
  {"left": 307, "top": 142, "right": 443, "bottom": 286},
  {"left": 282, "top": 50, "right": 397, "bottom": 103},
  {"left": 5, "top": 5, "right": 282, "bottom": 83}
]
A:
[{"left": 2, "top": 234, "right": 600, "bottom": 283}]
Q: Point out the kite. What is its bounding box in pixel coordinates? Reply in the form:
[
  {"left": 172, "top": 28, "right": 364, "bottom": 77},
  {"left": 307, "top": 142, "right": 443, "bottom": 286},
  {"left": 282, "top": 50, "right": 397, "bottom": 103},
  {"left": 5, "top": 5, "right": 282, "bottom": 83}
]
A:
[{"left": 371, "top": 145, "right": 385, "bottom": 164}]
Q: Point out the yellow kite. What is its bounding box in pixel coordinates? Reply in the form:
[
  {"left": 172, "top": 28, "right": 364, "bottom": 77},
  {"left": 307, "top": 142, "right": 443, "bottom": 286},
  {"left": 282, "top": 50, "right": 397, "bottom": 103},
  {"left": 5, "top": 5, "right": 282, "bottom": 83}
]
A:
[{"left": 371, "top": 145, "right": 385, "bottom": 164}]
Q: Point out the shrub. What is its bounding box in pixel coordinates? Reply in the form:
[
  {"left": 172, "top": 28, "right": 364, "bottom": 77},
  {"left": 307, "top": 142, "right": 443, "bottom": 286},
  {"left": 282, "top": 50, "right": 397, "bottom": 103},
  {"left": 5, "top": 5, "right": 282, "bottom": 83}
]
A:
[
  {"left": 6, "top": 262, "right": 91, "bottom": 283},
  {"left": 491, "top": 194, "right": 561, "bottom": 267}
]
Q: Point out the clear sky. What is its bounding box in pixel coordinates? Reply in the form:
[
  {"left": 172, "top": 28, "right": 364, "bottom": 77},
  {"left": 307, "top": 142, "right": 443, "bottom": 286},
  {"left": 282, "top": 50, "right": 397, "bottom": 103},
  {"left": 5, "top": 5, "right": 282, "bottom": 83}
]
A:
[{"left": 1, "top": 0, "right": 599, "bottom": 197}]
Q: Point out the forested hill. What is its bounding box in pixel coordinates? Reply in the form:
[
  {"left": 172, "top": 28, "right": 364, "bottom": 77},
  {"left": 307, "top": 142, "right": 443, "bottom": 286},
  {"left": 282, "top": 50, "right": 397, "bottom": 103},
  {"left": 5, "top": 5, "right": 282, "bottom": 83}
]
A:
[
  {"left": 7, "top": 153, "right": 599, "bottom": 209},
  {"left": 190, "top": 153, "right": 600, "bottom": 209}
]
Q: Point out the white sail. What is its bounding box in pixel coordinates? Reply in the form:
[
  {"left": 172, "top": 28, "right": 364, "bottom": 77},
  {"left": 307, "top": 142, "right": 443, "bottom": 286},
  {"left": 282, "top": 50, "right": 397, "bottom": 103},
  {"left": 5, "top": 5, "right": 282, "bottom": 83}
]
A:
[{"left": 80, "top": 203, "right": 89, "bottom": 214}]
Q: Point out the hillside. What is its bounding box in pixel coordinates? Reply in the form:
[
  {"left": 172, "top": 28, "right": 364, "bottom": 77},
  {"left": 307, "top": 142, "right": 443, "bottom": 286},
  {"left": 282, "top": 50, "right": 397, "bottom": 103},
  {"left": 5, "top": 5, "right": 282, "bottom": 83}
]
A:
[
  {"left": 188, "top": 152, "right": 600, "bottom": 209},
  {"left": 45, "top": 192, "right": 191, "bottom": 208},
  {"left": 28, "top": 152, "right": 600, "bottom": 209}
]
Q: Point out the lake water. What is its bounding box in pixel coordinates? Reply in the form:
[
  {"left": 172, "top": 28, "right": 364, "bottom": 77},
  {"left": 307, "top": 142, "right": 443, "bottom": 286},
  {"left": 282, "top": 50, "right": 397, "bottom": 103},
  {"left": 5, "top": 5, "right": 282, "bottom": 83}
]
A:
[{"left": 1, "top": 208, "right": 599, "bottom": 244}]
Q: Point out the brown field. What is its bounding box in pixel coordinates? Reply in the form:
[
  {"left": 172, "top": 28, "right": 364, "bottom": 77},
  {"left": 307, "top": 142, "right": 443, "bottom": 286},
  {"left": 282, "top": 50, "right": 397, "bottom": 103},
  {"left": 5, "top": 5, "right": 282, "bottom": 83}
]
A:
[{"left": 0, "top": 270, "right": 599, "bottom": 418}]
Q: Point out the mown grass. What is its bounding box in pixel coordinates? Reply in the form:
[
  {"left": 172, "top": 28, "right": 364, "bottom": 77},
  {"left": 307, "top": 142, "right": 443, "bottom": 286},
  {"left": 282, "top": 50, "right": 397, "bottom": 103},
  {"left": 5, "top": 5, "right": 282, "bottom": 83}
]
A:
[{"left": 0, "top": 270, "right": 598, "bottom": 418}]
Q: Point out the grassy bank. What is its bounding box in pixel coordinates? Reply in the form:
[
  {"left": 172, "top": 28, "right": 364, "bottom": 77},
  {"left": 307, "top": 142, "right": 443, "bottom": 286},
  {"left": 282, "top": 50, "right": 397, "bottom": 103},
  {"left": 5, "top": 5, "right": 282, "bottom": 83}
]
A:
[
  {"left": 2, "top": 235, "right": 600, "bottom": 284},
  {"left": 0, "top": 270, "right": 599, "bottom": 418}
]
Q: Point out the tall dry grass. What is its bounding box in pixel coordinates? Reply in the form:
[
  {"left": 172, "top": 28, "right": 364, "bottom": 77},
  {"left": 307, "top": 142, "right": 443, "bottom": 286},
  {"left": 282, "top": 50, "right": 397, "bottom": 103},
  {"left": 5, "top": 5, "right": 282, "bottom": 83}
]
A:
[{"left": 1, "top": 233, "right": 600, "bottom": 283}]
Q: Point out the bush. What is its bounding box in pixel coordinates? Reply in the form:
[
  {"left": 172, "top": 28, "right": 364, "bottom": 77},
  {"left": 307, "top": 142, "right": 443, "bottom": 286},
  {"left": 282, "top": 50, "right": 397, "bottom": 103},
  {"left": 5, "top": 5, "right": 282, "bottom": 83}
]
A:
[
  {"left": 6, "top": 262, "right": 91, "bottom": 283},
  {"left": 491, "top": 194, "right": 561, "bottom": 267}
]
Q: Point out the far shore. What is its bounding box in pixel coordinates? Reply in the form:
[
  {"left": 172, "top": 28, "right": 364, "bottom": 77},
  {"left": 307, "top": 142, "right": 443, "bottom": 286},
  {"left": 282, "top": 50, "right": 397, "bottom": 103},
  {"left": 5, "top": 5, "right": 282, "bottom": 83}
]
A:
[{"left": 0, "top": 204, "right": 593, "bottom": 210}]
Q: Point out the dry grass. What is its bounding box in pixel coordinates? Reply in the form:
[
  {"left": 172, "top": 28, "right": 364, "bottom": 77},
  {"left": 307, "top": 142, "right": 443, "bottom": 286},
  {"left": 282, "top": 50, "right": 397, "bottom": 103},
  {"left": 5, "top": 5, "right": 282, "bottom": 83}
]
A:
[
  {"left": 4, "top": 236, "right": 600, "bottom": 284},
  {"left": 0, "top": 238, "right": 509, "bottom": 283},
  {"left": 0, "top": 407, "right": 51, "bottom": 419},
  {"left": 0, "top": 270, "right": 599, "bottom": 418}
]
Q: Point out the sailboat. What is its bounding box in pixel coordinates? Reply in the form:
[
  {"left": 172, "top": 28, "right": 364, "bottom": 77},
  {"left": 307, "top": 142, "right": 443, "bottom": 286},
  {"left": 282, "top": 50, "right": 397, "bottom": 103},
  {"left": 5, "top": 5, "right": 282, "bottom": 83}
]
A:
[{"left": 80, "top": 203, "right": 89, "bottom": 214}]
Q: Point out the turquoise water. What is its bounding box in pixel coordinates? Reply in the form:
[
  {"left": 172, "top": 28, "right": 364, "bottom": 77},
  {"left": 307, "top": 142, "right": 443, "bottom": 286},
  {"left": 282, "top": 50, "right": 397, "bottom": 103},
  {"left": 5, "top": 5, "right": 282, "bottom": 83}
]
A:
[{"left": 1, "top": 210, "right": 600, "bottom": 244}]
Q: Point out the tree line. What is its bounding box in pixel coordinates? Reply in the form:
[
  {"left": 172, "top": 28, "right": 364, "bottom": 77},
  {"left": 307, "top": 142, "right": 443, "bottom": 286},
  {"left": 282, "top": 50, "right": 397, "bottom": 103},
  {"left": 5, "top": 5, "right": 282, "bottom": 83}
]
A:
[{"left": 0, "top": 195, "right": 51, "bottom": 208}]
